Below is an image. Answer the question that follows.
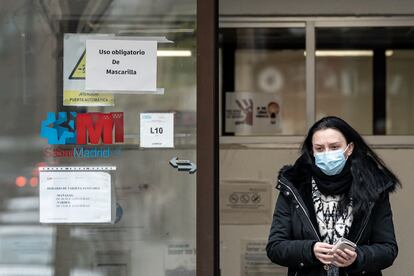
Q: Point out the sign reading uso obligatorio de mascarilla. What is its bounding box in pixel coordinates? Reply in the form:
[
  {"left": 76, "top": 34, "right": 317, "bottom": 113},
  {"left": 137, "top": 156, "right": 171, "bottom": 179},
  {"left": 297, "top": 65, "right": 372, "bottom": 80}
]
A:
[{"left": 85, "top": 39, "right": 157, "bottom": 92}]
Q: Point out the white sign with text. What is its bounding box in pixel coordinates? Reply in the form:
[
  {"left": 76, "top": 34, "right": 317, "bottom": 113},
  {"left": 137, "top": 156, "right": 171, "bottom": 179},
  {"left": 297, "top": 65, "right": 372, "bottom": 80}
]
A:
[
  {"left": 85, "top": 39, "right": 157, "bottom": 92},
  {"left": 140, "top": 113, "right": 174, "bottom": 148},
  {"left": 39, "top": 168, "right": 113, "bottom": 223}
]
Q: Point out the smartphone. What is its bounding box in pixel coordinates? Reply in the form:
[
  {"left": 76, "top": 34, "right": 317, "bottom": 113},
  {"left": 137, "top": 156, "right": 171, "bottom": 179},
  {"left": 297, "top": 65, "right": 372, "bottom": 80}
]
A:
[{"left": 330, "top": 237, "right": 356, "bottom": 254}]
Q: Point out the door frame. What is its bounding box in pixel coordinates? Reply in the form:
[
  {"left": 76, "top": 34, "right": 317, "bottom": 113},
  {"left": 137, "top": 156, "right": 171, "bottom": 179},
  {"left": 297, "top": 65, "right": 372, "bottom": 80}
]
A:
[{"left": 197, "top": 0, "right": 219, "bottom": 276}]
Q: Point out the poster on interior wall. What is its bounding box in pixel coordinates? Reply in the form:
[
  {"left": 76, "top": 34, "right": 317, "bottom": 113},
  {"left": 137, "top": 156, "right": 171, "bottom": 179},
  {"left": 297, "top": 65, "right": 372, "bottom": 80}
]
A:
[
  {"left": 225, "top": 92, "right": 282, "bottom": 135},
  {"left": 220, "top": 180, "right": 271, "bottom": 225},
  {"left": 164, "top": 241, "right": 196, "bottom": 276},
  {"left": 39, "top": 167, "right": 115, "bottom": 223},
  {"left": 241, "top": 240, "right": 287, "bottom": 276},
  {"left": 63, "top": 33, "right": 115, "bottom": 106},
  {"left": 85, "top": 39, "right": 164, "bottom": 94}
]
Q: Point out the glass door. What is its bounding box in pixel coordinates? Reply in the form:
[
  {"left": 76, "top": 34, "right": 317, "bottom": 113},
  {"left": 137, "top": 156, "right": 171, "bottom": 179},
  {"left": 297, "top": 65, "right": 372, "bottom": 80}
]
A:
[{"left": 0, "top": 0, "right": 215, "bottom": 275}]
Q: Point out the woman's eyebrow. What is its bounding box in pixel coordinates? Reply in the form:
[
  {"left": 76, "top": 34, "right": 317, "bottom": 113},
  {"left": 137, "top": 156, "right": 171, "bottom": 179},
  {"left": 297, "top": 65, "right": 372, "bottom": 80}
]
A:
[
  {"left": 313, "top": 142, "right": 341, "bottom": 147},
  {"left": 328, "top": 142, "right": 341, "bottom": 145},
  {"left": 313, "top": 143, "right": 325, "bottom": 147}
]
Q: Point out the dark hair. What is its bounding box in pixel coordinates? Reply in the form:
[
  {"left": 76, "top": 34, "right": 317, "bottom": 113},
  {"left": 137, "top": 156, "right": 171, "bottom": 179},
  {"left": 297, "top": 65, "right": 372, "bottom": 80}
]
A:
[{"left": 301, "top": 116, "right": 400, "bottom": 214}]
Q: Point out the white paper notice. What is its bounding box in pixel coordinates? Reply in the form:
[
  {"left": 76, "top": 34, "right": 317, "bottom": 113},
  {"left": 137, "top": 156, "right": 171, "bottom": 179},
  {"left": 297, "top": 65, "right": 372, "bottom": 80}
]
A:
[
  {"left": 39, "top": 170, "right": 112, "bottom": 223},
  {"left": 165, "top": 241, "right": 196, "bottom": 276},
  {"left": 140, "top": 113, "right": 174, "bottom": 148},
  {"left": 220, "top": 180, "right": 271, "bottom": 225},
  {"left": 241, "top": 240, "right": 287, "bottom": 276},
  {"left": 85, "top": 39, "right": 157, "bottom": 92}
]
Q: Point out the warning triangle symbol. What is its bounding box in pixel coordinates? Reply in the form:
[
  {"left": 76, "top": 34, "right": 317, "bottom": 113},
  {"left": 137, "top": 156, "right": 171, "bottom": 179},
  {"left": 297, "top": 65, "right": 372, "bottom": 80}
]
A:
[{"left": 69, "top": 50, "right": 86, "bottom": 79}]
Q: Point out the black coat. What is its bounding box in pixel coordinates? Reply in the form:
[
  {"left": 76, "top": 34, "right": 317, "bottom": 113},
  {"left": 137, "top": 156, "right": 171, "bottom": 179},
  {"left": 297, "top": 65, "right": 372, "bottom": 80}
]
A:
[{"left": 266, "top": 158, "right": 398, "bottom": 276}]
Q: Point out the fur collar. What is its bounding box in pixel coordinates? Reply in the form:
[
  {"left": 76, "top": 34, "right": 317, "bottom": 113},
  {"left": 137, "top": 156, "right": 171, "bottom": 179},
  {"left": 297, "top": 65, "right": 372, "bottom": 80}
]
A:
[{"left": 278, "top": 154, "right": 313, "bottom": 191}]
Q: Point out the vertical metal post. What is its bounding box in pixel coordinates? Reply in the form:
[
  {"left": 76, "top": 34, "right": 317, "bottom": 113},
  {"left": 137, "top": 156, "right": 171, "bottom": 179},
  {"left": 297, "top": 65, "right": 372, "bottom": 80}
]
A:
[
  {"left": 373, "top": 49, "right": 386, "bottom": 134},
  {"left": 197, "top": 0, "right": 219, "bottom": 275},
  {"left": 306, "top": 21, "right": 316, "bottom": 128},
  {"left": 221, "top": 41, "right": 236, "bottom": 136}
]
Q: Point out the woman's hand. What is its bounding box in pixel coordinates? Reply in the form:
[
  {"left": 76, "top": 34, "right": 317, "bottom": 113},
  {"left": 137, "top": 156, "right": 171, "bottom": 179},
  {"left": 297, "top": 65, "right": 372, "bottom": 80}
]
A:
[
  {"left": 332, "top": 248, "right": 357, "bottom": 267},
  {"left": 313, "top": 242, "right": 334, "bottom": 264}
]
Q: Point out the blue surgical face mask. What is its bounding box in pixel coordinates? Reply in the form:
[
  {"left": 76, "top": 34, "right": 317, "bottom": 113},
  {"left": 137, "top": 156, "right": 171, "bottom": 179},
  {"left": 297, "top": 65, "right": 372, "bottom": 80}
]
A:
[{"left": 314, "top": 145, "right": 350, "bottom": 176}]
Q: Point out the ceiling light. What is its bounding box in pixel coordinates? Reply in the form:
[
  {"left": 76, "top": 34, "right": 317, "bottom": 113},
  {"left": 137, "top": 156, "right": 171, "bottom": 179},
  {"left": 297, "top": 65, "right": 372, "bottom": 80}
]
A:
[
  {"left": 316, "top": 50, "right": 373, "bottom": 57},
  {"left": 304, "top": 50, "right": 374, "bottom": 57}
]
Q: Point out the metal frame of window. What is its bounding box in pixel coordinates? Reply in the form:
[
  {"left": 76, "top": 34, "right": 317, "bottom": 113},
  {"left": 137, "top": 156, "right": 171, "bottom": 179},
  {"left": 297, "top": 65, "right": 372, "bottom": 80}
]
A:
[{"left": 219, "top": 16, "right": 414, "bottom": 148}]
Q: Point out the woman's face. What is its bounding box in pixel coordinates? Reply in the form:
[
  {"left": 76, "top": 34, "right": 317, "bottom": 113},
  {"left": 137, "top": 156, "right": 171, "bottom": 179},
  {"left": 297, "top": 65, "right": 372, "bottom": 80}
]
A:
[{"left": 312, "top": 128, "right": 354, "bottom": 157}]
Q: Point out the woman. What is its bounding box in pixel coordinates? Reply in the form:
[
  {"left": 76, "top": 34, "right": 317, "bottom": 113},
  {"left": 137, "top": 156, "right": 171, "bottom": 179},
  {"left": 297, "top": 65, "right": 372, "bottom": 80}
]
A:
[{"left": 266, "top": 116, "right": 400, "bottom": 276}]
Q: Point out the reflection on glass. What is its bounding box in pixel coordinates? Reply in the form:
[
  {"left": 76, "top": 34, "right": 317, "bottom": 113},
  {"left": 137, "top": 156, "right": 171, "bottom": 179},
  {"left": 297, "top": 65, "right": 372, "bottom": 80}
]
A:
[
  {"left": 1, "top": 0, "right": 197, "bottom": 275},
  {"left": 387, "top": 50, "right": 414, "bottom": 134},
  {"left": 234, "top": 50, "right": 306, "bottom": 135},
  {"left": 316, "top": 53, "right": 373, "bottom": 134},
  {"left": 220, "top": 28, "right": 306, "bottom": 135},
  {"left": 0, "top": 198, "right": 55, "bottom": 275},
  {"left": 316, "top": 28, "right": 375, "bottom": 134},
  {"left": 316, "top": 26, "right": 414, "bottom": 135}
]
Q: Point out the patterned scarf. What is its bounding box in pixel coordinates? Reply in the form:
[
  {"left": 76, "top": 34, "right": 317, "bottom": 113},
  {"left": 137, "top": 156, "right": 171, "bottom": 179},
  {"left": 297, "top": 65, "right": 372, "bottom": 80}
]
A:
[
  {"left": 312, "top": 179, "right": 353, "bottom": 244},
  {"left": 312, "top": 179, "right": 353, "bottom": 275}
]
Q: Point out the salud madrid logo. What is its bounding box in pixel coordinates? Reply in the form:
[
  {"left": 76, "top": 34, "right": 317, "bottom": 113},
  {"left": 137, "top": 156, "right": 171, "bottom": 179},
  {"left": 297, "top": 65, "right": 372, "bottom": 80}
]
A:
[{"left": 40, "top": 112, "right": 124, "bottom": 158}]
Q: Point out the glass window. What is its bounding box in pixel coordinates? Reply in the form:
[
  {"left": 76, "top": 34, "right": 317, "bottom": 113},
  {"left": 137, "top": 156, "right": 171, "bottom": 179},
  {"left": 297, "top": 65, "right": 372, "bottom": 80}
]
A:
[
  {"left": 220, "top": 27, "right": 306, "bottom": 135},
  {"left": 387, "top": 49, "right": 414, "bottom": 134},
  {"left": 221, "top": 25, "right": 414, "bottom": 137},
  {"left": 316, "top": 28, "right": 374, "bottom": 134},
  {"left": 316, "top": 26, "right": 414, "bottom": 135}
]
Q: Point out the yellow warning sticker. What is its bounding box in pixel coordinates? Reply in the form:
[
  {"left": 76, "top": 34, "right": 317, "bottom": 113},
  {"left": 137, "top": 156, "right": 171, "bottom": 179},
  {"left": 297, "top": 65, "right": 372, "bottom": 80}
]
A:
[
  {"left": 63, "top": 90, "right": 114, "bottom": 106},
  {"left": 69, "top": 51, "right": 86, "bottom": 79},
  {"left": 64, "top": 34, "right": 116, "bottom": 107}
]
